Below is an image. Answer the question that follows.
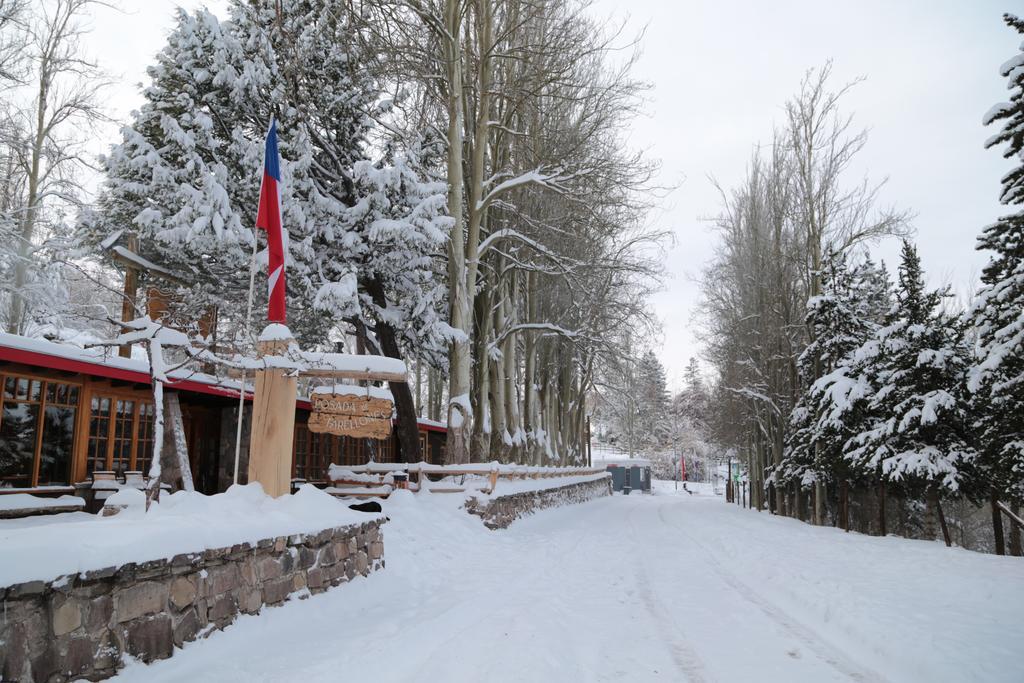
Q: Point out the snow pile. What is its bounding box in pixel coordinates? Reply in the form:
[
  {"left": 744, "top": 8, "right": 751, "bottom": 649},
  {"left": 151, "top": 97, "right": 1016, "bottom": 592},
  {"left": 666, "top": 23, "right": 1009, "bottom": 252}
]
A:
[
  {"left": 0, "top": 484, "right": 374, "bottom": 587},
  {"left": 0, "top": 494, "right": 85, "bottom": 512}
]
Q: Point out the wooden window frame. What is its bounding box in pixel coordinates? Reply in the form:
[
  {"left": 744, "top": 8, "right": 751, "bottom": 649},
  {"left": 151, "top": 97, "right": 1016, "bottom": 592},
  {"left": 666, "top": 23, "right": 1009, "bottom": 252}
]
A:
[
  {"left": 0, "top": 370, "right": 84, "bottom": 488},
  {"left": 85, "top": 388, "right": 155, "bottom": 479}
]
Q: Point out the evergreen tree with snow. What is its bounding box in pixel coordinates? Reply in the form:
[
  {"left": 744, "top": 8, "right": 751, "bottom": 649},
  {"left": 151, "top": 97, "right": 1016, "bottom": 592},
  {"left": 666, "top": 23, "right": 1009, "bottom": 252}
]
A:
[
  {"left": 79, "top": 1, "right": 452, "bottom": 460},
  {"left": 636, "top": 350, "right": 671, "bottom": 448},
  {"left": 845, "top": 242, "right": 974, "bottom": 502},
  {"left": 968, "top": 13, "right": 1024, "bottom": 508},
  {"left": 779, "top": 253, "right": 890, "bottom": 492}
]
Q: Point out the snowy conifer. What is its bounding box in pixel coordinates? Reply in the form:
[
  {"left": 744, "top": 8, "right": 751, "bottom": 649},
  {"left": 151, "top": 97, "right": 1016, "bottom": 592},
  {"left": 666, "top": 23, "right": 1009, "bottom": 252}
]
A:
[
  {"left": 80, "top": 1, "right": 450, "bottom": 362},
  {"left": 968, "top": 13, "right": 1024, "bottom": 504},
  {"left": 779, "top": 254, "right": 889, "bottom": 489},
  {"left": 845, "top": 242, "right": 974, "bottom": 495},
  {"left": 636, "top": 350, "right": 671, "bottom": 447}
]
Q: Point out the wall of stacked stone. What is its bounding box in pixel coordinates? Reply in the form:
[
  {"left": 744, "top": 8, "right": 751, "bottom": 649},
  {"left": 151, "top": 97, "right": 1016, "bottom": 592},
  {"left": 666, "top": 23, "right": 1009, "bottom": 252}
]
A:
[
  {"left": 465, "top": 476, "right": 612, "bottom": 529},
  {"left": 0, "top": 518, "right": 385, "bottom": 682}
]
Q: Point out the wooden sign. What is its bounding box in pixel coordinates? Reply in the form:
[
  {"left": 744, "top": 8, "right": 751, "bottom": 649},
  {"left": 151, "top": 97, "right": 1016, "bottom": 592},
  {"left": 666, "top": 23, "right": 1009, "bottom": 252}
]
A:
[{"left": 308, "top": 391, "right": 393, "bottom": 439}]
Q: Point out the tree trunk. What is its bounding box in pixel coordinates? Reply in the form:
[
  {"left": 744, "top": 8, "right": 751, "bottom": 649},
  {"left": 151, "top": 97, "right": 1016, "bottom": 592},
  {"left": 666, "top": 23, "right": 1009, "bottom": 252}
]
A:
[
  {"left": 814, "top": 479, "right": 825, "bottom": 525},
  {"left": 840, "top": 480, "right": 850, "bottom": 532},
  {"left": 992, "top": 490, "right": 1006, "bottom": 556},
  {"left": 878, "top": 479, "right": 887, "bottom": 536},
  {"left": 925, "top": 486, "right": 938, "bottom": 542},
  {"left": 936, "top": 495, "right": 952, "bottom": 548},
  {"left": 363, "top": 277, "right": 421, "bottom": 463},
  {"left": 443, "top": 0, "right": 471, "bottom": 465}
]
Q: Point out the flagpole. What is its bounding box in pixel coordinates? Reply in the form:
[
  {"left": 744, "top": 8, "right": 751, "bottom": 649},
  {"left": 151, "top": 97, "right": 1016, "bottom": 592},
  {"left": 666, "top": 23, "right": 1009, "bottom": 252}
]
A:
[{"left": 233, "top": 206, "right": 261, "bottom": 485}]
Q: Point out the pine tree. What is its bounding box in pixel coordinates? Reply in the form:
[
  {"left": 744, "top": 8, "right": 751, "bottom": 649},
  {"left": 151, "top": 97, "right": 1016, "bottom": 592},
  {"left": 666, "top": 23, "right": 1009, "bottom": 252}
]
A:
[
  {"left": 78, "top": 1, "right": 451, "bottom": 462},
  {"left": 79, "top": 1, "right": 450, "bottom": 358},
  {"left": 847, "top": 242, "right": 974, "bottom": 501},
  {"left": 636, "top": 350, "right": 670, "bottom": 448},
  {"left": 779, "top": 254, "right": 889, "bottom": 492},
  {"left": 968, "top": 13, "right": 1024, "bottom": 508}
]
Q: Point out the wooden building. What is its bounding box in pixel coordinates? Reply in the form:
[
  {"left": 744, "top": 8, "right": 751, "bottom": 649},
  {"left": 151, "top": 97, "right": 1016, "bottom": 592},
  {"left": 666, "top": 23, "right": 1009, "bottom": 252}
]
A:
[{"left": 0, "top": 333, "right": 445, "bottom": 499}]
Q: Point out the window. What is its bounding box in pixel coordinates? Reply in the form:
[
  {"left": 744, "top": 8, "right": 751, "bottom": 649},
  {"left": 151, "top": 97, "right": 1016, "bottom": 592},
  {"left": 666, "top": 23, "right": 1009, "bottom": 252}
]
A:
[
  {"left": 136, "top": 403, "right": 156, "bottom": 475},
  {"left": 87, "top": 397, "right": 111, "bottom": 475},
  {"left": 0, "top": 374, "right": 80, "bottom": 488},
  {"left": 87, "top": 394, "right": 155, "bottom": 477},
  {"left": 375, "top": 436, "right": 393, "bottom": 462},
  {"left": 293, "top": 427, "right": 342, "bottom": 481},
  {"left": 293, "top": 426, "right": 310, "bottom": 480}
]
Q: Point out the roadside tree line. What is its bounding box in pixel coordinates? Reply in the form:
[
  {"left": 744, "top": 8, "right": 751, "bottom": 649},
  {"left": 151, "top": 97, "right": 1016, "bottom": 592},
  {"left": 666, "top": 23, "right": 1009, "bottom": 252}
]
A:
[{"left": 699, "top": 16, "right": 1024, "bottom": 555}]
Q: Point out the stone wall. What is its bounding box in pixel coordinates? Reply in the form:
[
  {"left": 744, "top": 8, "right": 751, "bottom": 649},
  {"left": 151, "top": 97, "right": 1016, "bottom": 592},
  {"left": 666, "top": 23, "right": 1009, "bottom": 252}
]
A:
[
  {"left": 0, "top": 518, "right": 384, "bottom": 682},
  {"left": 465, "top": 476, "right": 612, "bottom": 529}
]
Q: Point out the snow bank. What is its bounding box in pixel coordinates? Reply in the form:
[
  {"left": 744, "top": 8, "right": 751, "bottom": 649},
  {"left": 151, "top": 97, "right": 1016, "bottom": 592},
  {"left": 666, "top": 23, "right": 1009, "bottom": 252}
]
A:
[
  {"left": 0, "top": 484, "right": 374, "bottom": 587},
  {"left": 0, "top": 494, "right": 85, "bottom": 512}
]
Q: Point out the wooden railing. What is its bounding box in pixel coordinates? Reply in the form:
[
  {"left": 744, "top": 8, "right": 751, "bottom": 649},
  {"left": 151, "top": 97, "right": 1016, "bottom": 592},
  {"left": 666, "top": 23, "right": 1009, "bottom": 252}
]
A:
[{"left": 323, "top": 461, "right": 607, "bottom": 499}]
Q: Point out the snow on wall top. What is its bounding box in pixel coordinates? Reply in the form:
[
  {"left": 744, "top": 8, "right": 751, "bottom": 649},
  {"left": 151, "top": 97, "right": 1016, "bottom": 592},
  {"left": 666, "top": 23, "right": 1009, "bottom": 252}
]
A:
[
  {"left": 0, "top": 484, "right": 377, "bottom": 587},
  {"left": 593, "top": 458, "right": 652, "bottom": 468},
  {"left": 0, "top": 331, "right": 442, "bottom": 427}
]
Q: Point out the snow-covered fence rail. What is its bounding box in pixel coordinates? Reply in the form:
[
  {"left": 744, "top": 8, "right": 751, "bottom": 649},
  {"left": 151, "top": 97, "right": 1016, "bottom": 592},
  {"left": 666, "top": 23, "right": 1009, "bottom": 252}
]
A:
[{"left": 325, "top": 462, "right": 606, "bottom": 499}]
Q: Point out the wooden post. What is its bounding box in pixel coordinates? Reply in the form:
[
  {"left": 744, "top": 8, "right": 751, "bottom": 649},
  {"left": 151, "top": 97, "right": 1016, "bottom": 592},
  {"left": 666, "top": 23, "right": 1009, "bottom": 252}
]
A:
[
  {"left": 119, "top": 235, "right": 139, "bottom": 359},
  {"left": 1008, "top": 503, "right": 1023, "bottom": 557},
  {"left": 247, "top": 328, "right": 297, "bottom": 497}
]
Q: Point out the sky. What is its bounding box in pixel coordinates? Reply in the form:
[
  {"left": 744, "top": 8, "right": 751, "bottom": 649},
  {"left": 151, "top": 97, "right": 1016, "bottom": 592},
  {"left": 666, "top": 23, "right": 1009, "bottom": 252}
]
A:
[{"left": 85, "top": 1, "right": 1019, "bottom": 391}]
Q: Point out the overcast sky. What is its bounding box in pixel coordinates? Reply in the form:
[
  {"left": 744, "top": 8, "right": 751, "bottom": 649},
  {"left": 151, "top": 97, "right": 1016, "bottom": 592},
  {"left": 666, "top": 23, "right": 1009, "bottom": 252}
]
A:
[{"left": 86, "top": 1, "right": 1018, "bottom": 391}]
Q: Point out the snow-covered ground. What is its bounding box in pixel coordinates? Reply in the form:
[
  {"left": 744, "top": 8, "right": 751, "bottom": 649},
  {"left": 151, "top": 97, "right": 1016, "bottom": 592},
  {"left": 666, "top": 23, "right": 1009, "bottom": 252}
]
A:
[{"left": 113, "top": 481, "right": 1023, "bottom": 682}]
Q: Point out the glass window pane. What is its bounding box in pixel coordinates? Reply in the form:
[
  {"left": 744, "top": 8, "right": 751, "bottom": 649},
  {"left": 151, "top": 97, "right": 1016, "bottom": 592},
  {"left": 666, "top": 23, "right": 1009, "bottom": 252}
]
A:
[
  {"left": 46, "top": 383, "right": 56, "bottom": 403},
  {"left": 38, "top": 405, "right": 76, "bottom": 485},
  {"left": 87, "top": 397, "right": 112, "bottom": 476},
  {"left": 67, "top": 386, "right": 79, "bottom": 406},
  {"left": 15, "top": 378, "right": 28, "bottom": 400},
  {"left": 28, "top": 380, "right": 41, "bottom": 402},
  {"left": 2, "top": 376, "right": 13, "bottom": 399},
  {"left": 135, "top": 403, "right": 155, "bottom": 475},
  {"left": 0, "top": 402, "right": 39, "bottom": 488},
  {"left": 112, "top": 400, "right": 135, "bottom": 475}
]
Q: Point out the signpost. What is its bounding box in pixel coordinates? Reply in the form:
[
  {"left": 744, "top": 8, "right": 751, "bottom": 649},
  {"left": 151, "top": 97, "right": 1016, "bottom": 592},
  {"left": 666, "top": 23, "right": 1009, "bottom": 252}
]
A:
[{"left": 308, "top": 389, "right": 393, "bottom": 439}]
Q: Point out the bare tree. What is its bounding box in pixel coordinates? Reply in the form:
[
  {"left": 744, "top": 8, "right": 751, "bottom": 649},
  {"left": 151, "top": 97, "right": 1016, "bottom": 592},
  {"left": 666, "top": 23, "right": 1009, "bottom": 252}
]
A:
[{"left": 2, "top": 0, "right": 109, "bottom": 334}]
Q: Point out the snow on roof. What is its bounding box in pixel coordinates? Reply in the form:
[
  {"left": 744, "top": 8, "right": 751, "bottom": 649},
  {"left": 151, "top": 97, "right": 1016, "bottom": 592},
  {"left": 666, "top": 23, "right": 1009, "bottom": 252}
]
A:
[
  {"left": 593, "top": 458, "right": 652, "bottom": 468},
  {"left": 0, "top": 331, "right": 246, "bottom": 398},
  {"left": 0, "top": 332, "right": 444, "bottom": 429}
]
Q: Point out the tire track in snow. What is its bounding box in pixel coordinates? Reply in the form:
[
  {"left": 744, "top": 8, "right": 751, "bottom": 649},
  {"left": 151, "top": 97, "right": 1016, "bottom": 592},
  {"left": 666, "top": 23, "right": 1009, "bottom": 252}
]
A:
[
  {"left": 627, "top": 502, "right": 709, "bottom": 682},
  {"left": 391, "top": 497, "right": 616, "bottom": 680},
  {"left": 655, "top": 502, "right": 886, "bottom": 683}
]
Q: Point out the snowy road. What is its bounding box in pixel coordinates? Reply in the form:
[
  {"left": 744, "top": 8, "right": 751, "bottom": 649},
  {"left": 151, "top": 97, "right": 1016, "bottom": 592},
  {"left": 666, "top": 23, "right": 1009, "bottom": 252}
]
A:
[{"left": 116, "top": 484, "right": 1024, "bottom": 682}]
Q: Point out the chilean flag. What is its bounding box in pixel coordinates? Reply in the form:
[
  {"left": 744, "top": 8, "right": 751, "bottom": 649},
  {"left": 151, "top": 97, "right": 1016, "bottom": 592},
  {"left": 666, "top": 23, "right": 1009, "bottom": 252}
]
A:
[{"left": 256, "top": 118, "right": 286, "bottom": 323}]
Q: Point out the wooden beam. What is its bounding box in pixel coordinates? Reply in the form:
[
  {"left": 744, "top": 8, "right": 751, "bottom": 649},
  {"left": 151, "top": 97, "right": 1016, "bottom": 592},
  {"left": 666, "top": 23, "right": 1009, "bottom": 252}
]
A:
[{"left": 225, "top": 367, "right": 406, "bottom": 383}]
